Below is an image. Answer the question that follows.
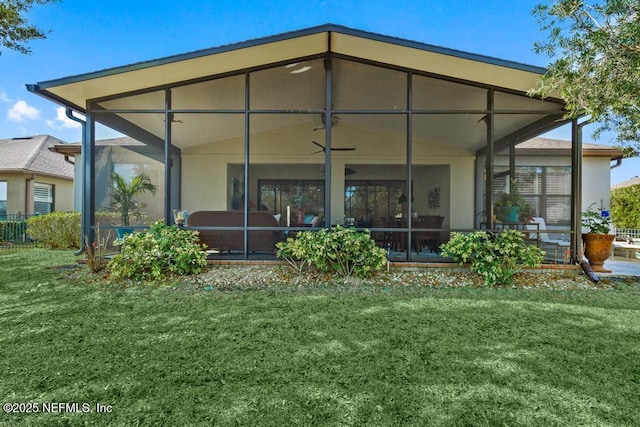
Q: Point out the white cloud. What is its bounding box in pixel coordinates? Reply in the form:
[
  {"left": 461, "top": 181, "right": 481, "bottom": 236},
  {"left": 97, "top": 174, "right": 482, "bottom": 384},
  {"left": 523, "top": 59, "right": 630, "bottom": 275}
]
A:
[
  {"left": 7, "top": 100, "right": 40, "bottom": 122},
  {"left": 0, "top": 90, "right": 12, "bottom": 103},
  {"left": 46, "top": 107, "right": 83, "bottom": 130}
]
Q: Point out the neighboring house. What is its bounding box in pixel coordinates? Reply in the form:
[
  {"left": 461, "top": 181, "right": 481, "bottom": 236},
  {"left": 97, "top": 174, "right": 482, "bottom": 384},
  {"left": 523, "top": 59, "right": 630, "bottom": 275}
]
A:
[
  {"left": 52, "top": 137, "right": 164, "bottom": 219},
  {"left": 0, "top": 135, "right": 74, "bottom": 217},
  {"left": 612, "top": 176, "right": 640, "bottom": 189},
  {"left": 507, "top": 137, "right": 623, "bottom": 226},
  {"left": 28, "top": 24, "right": 608, "bottom": 262}
]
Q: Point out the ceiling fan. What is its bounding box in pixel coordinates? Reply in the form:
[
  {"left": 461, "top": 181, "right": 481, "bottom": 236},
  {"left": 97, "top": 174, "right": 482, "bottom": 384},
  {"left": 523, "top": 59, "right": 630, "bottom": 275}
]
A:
[
  {"left": 311, "top": 140, "right": 356, "bottom": 154},
  {"left": 313, "top": 113, "right": 341, "bottom": 131},
  {"left": 321, "top": 167, "right": 357, "bottom": 176}
]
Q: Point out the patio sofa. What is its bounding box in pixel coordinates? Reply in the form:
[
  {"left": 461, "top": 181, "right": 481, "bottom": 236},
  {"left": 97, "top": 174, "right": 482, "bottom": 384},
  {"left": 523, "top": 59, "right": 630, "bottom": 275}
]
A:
[{"left": 187, "top": 210, "right": 281, "bottom": 253}]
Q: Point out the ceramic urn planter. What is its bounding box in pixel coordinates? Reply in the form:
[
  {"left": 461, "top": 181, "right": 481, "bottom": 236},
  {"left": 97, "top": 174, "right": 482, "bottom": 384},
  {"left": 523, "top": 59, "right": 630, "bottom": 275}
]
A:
[{"left": 582, "top": 233, "right": 615, "bottom": 273}]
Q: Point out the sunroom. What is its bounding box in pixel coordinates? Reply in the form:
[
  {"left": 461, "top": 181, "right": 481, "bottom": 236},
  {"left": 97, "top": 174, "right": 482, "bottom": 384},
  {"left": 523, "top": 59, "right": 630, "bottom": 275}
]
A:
[{"left": 29, "top": 24, "right": 581, "bottom": 262}]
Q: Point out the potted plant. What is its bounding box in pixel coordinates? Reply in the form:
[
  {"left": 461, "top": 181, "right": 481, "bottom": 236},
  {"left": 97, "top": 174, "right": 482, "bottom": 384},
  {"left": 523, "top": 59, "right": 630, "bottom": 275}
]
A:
[
  {"left": 495, "top": 179, "right": 532, "bottom": 222},
  {"left": 581, "top": 203, "right": 614, "bottom": 272},
  {"left": 111, "top": 171, "right": 158, "bottom": 237}
]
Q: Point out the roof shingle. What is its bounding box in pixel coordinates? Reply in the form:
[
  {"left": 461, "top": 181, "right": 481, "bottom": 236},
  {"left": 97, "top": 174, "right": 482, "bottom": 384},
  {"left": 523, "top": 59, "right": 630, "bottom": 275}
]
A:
[{"left": 0, "top": 135, "right": 74, "bottom": 179}]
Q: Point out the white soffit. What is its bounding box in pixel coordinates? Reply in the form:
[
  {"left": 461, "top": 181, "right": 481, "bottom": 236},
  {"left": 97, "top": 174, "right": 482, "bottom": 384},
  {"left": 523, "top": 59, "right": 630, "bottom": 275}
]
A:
[
  {"left": 43, "top": 33, "right": 328, "bottom": 108},
  {"left": 331, "top": 33, "right": 544, "bottom": 94}
]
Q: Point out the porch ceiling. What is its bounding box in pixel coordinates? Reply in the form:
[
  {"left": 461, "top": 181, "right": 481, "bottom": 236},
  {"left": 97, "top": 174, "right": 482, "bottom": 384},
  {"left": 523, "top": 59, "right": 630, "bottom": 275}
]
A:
[
  {"left": 28, "top": 25, "right": 567, "bottom": 155},
  {"left": 29, "top": 24, "right": 558, "bottom": 112}
]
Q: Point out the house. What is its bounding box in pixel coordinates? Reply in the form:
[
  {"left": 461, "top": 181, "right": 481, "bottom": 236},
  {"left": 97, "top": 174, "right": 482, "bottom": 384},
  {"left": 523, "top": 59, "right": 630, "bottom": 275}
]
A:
[
  {"left": 28, "top": 24, "right": 604, "bottom": 262},
  {"left": 507, "top": 137, "right": 623, "bottom": 226},
  {"left": 612, "top": 176, "right": 640, "bottom": 189},
  {"left": 0, "top": 135, "right": 74, "bottom": 218}
]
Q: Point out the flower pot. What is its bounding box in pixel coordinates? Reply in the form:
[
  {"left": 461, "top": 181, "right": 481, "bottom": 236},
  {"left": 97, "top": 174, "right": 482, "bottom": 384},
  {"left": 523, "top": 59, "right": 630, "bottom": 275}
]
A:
[
  {"left": 582, "top": 233, "right": 615, "bottom": 273},
  {"left": 296, "top": 208, "right": 305, "bottom": 225},
  {"left": 116, "top": 227, "right": 135, "bottom": 238},
  {"left": 504, "top": 206, "right": 520, "bottom": 222}
]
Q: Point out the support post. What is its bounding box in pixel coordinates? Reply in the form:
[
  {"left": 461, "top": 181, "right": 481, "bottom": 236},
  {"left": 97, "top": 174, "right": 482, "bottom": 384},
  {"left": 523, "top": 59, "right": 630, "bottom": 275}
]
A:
[
  {"left": 164, "top": 89, "right": 172, "bottom": 225},
  {"left": 485, "top": 90, "right": 495, "bottom": 230},
  {"left": 243, "top": 72, "right": 250, "bottom": 259},
  {"left": 571, "top": 119, "right": 586, "bottom": 262},
  {"left": 324, "top": 55, "right": 332, "bottom": 228},
  {"left": 406, "top": 72, "right": 413, "bottom": 259},
  {"left": 83, "top": 107, "right": 96, "bottom": 244}
]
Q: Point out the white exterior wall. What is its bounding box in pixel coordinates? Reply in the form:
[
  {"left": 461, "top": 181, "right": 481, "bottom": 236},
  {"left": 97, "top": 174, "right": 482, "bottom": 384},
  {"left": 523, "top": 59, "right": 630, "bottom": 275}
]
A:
[{"left": 582, "top": 157, "right": 612, "bottom": 212}]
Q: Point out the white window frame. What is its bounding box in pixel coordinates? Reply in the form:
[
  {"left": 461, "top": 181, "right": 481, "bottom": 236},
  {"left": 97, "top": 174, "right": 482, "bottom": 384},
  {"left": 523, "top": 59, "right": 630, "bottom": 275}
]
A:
[{"left": 34, "top": 182, "right": 54, "bottom": 214}]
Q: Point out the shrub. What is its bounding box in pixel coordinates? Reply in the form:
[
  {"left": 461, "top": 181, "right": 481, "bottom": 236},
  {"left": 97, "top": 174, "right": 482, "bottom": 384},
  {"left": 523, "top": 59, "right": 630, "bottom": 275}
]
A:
[
  {"left": 108, "top": 220, "right": 207, "bottom": 283},
  {"left": 84, "top": 226, "right": 112, "bottom": 273},
  {"left": 276, "top": 225, "right": 387, "bottom": 278},
  {"left": 441, "top": 230, "right": 544, "bottom": 286},
  {"left": 611, "top": 184, "right": 640, "bottom": 229},
  {"left": 26, "top": 212, "right": 81, "bottom": 248},
  {"left": 95, "top": 211, "right": 121, "bottom": 227}
]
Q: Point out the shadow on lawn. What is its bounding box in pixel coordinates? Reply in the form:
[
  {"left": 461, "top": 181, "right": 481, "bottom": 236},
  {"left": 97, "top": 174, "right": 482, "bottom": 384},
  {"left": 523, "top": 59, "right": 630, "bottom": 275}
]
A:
[{"left": 2, "top": 263, "right": 639, "bottom": 425}]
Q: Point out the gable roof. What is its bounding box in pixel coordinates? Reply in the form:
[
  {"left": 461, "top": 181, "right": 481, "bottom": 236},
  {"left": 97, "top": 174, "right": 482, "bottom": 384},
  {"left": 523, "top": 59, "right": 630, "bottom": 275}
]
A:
[
  {"left": 516, "top": 137, "right": 624, "bottom": 159},
  {"left": 0, "top": 135, "right": 74, "bottom": 180},
  {"left": 27, "top": 24, "right": 560, "bottom": 113}
]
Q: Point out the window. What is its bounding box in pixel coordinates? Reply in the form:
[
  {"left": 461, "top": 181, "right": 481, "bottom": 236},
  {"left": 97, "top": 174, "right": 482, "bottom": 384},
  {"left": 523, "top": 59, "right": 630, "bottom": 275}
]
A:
[
  {"left": 488, "top": 166, "right": 571, "bottom": 226},
  {"left": 34, "top": 183, "right": 54, "bottom": 214},
  {"left": 344, "top": 180, "right": 406, "bottom": 227},
  {"left": 0, "top": 181, "right": 6, "bottom": 217},
  {"left": 258, "top": 180, "right": 325, "bottom": 218}
]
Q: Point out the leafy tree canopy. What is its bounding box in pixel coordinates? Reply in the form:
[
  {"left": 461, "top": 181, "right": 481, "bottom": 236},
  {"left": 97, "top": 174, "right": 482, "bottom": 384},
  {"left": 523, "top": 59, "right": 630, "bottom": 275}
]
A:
[
  {"left": 0, "top": 0, "right": 58, "bottom": 55},
  {"left": 610, "top": 184, "right": 640, "bottom": 229},
  {"left": 530, "top": 0, "right": 640, "bottom": 152}
]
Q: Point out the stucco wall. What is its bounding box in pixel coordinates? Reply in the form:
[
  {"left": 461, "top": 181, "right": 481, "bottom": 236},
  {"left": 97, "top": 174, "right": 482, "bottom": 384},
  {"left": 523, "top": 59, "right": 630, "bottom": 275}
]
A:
[
  {"left": 181, "top": 122, "right": 477, "bottom": 229},
  {"left": 582, "top": 157, "right": 612, "bottom": 212},
  {"left": 0, "top": 173, "right": 73, "bottom": 214}
]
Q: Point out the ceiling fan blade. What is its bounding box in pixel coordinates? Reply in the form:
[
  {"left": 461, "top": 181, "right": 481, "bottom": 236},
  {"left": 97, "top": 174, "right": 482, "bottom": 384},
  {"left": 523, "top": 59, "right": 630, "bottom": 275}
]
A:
[{"left": 311, "top": 140, "right": 355, "bottom": 153}]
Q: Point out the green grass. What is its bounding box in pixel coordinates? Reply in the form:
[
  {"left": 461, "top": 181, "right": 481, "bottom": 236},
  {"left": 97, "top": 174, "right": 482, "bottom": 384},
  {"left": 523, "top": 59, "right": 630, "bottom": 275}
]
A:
[{"left": 1, "top": 249, "right": 640, "bottom": 426}]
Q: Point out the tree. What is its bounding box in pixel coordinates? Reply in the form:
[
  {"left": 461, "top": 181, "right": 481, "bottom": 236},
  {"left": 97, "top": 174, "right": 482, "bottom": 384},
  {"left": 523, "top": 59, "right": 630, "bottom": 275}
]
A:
[
  {"left": 0, "top": 0, "right": 59, "bottom": 55},
  {"left": 610, "top": 184, "right": 640, "bottom": 229},
  {"left": 111, "top": 172, "right": 158, "bottom": 226},
  {"left": 530, "top": 0, "right": 640, "bottom": 151}
]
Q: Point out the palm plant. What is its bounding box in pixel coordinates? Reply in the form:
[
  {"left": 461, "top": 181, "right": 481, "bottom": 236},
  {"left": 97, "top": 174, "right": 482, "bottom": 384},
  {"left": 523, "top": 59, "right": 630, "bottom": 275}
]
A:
[{"left": 111, "top": 172, "right": 158, "bottom": 226}]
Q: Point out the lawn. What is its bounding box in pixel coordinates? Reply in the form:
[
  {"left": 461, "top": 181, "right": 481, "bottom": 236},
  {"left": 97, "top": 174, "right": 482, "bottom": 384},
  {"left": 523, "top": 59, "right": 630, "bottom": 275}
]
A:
[{"left": 1, "top": 249, "right": 639, "bottom": 426}]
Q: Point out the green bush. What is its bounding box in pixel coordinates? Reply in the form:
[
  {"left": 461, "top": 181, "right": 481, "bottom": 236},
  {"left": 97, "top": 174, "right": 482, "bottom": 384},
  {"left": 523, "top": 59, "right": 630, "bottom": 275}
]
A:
[
  {"left": 0, "top": 220, "right": 27, "bottom": 241},
  {"left": 108, "top": 220, "right": 207, "bottom": 283},
  {"left": 95, "top": 211, "right": 121, "bottom": 227},
  {"left": 26, "top": 212, "right": 81, "bottom": 248},
  {"left": 441, "top": 230, "right": 544, "bottom": 286},
  {"left": 276, "top": 225, "right": 387, "bottom": 278},
  {"left": 611, "top": 184, "right": 640, "bottom": 229}
]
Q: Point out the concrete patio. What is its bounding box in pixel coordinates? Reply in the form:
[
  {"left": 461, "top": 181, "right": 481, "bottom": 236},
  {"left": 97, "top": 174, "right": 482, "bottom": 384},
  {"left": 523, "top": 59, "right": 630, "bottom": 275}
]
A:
[{"left": 603, "top": 258, "right": 640, "bottom": 277}]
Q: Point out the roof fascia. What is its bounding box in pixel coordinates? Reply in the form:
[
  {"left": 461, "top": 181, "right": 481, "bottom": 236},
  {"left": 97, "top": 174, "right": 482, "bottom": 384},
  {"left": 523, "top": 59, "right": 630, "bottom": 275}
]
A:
[
  {"left": 26, "top": 84, "right": 86, "bottom": 113},
  {"left": 329, "top": 25, "right": 548, "bottom": 75},
  {"left": 32, "top": 24, "right": 548, "bottom": 92}
]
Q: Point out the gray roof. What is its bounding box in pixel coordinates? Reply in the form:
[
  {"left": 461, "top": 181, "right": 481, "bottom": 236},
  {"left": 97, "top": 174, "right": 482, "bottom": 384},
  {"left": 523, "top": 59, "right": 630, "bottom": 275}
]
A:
[
  {"left": 612, "top": 176, "right": 640, "bottom": 189},
  {"left": 516, "top": 137, "right": 624, "bottom": 159},
  {"left": 0, "top": 135, "right": 74, "bottom": 180}
]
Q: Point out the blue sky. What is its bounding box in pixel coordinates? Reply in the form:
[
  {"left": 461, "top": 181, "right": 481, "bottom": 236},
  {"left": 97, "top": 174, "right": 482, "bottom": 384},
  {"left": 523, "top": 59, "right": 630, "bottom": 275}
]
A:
[{"left": 1, "top": 0, "right": 637, "bottom": 184}]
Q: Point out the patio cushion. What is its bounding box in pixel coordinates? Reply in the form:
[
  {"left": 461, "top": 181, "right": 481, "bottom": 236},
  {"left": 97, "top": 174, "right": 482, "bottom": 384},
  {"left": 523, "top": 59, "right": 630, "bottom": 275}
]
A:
[{"left": 187, "top": 210, "right": 280, "bottom": 253}]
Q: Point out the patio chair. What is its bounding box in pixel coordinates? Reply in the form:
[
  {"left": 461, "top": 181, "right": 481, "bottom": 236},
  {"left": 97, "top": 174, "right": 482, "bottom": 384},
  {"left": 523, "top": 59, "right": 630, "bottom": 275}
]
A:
[
  {"left": 527, "top": 217, "right": 571, "bottom": 262},
  {"left": 415, "top": 215, "right": 445, "bottom": 254}
]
